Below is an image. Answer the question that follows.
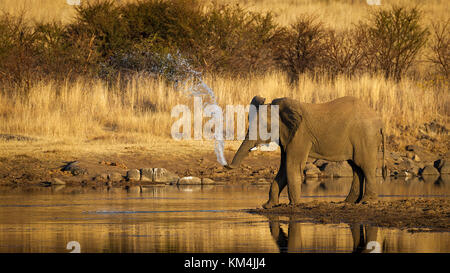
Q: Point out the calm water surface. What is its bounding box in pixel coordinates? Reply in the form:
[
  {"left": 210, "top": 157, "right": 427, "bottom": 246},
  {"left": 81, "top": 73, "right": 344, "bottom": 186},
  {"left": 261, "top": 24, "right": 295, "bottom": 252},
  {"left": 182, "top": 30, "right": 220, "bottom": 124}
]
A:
[{"left": 0, "top": 177, "right": 448, "bottom": 253}]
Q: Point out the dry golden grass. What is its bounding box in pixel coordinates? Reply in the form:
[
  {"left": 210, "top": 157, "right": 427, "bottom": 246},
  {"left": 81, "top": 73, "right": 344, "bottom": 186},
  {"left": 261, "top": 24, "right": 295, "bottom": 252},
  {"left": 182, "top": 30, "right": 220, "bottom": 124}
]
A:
[
  {"left": 0, "top": 0, "right": 135, "bottom": 23},
  {"left": 0, "top": 0, "right": 77, "bottom": 23},
  {"left": 2, "top": 0, "right": 448, "bottom": 27},
  {"left": 0, "top": 72, "right": 447, "bottom": 153},
  {"left": 226, "top": 0, "right": 449, "bottom": 28},
  {"left": 0, "top": 0, "right": 448, "bottom": 153}
]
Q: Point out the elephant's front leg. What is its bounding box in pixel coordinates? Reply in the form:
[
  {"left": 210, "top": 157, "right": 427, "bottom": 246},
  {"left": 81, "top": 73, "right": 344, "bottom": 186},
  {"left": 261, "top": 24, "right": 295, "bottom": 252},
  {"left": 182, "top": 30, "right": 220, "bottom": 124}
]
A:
[
  {"left": 285, "top": 142, "right": 311, "bottom": 206},
  {"left": 263, "top": 149, "right": 287, "bottom": 209},
  {"left": 263, "top": 174, "right": 286, "bottom": 209},
  {"left": 263, "top": 147, "right": 287, "bottom": 209}
]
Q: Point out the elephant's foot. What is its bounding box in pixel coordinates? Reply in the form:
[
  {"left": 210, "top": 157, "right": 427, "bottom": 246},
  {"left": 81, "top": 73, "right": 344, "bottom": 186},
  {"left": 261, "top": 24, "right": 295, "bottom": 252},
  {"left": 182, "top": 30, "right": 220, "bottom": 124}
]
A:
[
  {"left": 262, "top": 201, "right": 278, "bottom": 209},
  {"left": 344, "top": 193, "right": 360, "bottom": 204},
  {"left": 288, "top": 200, "right": 302, "bottom": 207},
  {"left": 359, "top": 194, "right": 378, "bottom": 204}
]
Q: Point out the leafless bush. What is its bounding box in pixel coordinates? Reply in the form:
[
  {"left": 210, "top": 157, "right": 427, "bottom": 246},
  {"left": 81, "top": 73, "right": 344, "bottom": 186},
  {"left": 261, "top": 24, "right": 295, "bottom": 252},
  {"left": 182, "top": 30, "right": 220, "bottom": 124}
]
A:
[
  {"left": 0, "top": 12, "right": 38, "bottom": 87},
  {"left": 322, "top": 28, "right": 367, "bottom": 77},
  {"left": 427, "top": 19, "right": 449, "bottom": 78},
  {"left": 276, "top": 15, "right": 327, "bottom": 83},
  {"left": 189, "top": 5, "right": 281, "bottom": 75},
  {"left": 359, "top": 6, "right": 429, "bottom": 81}
]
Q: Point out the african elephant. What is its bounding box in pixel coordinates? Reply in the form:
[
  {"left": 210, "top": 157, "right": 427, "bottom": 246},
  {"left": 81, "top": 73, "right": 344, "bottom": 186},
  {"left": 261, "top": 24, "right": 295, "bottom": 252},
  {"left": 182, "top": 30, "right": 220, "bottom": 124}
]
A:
[{"left": 225, "top": 96, "right": 386, "bottom": 208}]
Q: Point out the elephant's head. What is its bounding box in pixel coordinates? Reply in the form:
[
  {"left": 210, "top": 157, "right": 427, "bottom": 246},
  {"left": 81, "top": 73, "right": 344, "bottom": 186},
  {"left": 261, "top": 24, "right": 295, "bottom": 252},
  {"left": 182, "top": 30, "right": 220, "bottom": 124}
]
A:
[
  {"left": 225, "top": 96, "right": 304, "bottom": 170},
  {"left": 225, "top": 95, "right": 286, "bottom": 169}
]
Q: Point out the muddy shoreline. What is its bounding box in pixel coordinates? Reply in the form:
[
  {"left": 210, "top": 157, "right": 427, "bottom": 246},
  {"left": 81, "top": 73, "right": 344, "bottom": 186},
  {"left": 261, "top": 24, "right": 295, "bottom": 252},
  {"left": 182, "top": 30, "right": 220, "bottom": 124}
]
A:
[
  {"left": 0, "top": 140, "right": 449, "bottom": 233},
  {"left": 248, "top": 198, "right": 450, "bottom": 232}
]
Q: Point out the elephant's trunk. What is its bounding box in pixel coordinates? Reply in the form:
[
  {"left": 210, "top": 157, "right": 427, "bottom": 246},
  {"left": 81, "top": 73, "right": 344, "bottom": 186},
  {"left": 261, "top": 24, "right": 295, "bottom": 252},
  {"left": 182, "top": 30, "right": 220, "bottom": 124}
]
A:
[{"left": 225, "top": 139, "right": 257, "bottom": 169}]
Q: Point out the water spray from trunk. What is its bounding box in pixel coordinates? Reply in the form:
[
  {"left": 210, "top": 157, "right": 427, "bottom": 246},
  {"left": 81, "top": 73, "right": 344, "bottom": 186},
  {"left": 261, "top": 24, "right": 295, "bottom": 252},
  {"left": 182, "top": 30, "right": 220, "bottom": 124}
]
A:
[{"left": 171, "top": 53, "right": 227, "bottom": 166}]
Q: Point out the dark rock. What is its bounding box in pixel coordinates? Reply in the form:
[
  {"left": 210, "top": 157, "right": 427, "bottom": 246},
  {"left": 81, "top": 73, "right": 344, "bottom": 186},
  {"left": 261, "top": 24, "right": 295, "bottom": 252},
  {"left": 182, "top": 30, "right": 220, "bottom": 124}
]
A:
[
  {"left": 390, "top": 166, "right": 402, "bottom": 176},
  {"left": 93, "top": 174, "right": 108, "bottom": 182},
  {"left": 321, "top": 161, "right": 353, "bottom": 177},
  {"left": 304, "top": 163, "right": 320, "bottom": 178},
  {"left": 419, "top": 121, "right": 448, "bottom": 135},
  {"left": 201, "top": 178, "right": 215, "bottom": 185},
  {"left": 39, "top": 181, "right": 52, "bottom": 187},
  {"left": 108, "top": 172, "right": 123, "bottom": 182},
  {"left": 404, "top": 145, "right": 439, "bottom": 163},
  {"left": 61, "top": 161, "right": 87, "bottom": 176},
  {"left": 153, "top": 168, "right": 179, "bottom": 183},
  {"left": 126, "top": 169, "right": 140, "bottom": 181},
  {"left": 434, "top": 159, "right": 450, "bottom": 174},
  {"left": 420, "top": 165, "right": 440, "bottom": 176},
  {"left": 405, "top": 151, "right": 415, "bottom": 159},
  {"left": 314, "top": 159, "right": 328, "bottom": 170},
  {"left": 389, "top": 152, "right": 403, "bottom": 162},
  {"left": 0, "top": 134, "right": 36, "bottom": 142},
  {"left": 52, "top": 178, "right": 66, "bottom": 185},
  {"left": 434, "top": 159, "right": 444, "bottom": 169},
  {"left": 390, "top": 158, "right": 422, "bottom": 177}
]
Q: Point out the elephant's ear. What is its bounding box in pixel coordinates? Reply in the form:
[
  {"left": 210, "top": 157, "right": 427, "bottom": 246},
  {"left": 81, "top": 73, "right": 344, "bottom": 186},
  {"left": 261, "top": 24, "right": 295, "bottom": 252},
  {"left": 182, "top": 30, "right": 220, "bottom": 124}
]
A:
[{"left": 278, "top": 100, "right": 303, "bottom": 145}]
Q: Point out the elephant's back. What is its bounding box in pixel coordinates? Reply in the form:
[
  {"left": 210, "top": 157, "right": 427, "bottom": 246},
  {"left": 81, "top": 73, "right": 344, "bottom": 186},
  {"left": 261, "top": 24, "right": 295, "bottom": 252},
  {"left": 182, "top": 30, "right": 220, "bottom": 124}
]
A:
[
  {"left": 305, "top": 96, "right": 382, "bottom": 133},
  {"left": 305, "top": 96, "right": 374, "bottom": 115}
]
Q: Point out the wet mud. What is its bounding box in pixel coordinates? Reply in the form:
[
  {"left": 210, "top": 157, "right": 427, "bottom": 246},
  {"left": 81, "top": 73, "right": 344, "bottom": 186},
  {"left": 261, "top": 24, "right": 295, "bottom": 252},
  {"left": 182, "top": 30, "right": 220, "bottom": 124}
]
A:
[{"left": 249, "top": 198, "right": 450, "bottom": 232}]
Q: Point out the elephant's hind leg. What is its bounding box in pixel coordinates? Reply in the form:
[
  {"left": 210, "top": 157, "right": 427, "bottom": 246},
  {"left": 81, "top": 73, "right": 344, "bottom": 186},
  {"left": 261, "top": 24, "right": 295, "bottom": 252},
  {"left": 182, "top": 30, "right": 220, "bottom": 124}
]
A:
[
  {"left": 352, "top": 134, "right": 379, "bottom": 204},
  {"left": 357, "top": 155, "right": 379, "bottom": 203},
  {"left": 345, "top": 161, "right": 364, "bottom": 203},
  {"left": 285, "top": 141, "right": 311, "bottom": 206},
  {"left": 359, "top": 165, "right": 378, "bottom": 203}
]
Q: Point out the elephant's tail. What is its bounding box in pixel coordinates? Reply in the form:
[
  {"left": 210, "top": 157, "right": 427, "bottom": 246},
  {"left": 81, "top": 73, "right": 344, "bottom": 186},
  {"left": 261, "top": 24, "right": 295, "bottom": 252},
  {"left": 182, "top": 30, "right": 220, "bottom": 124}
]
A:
[{"left": 381, "top": 128, "right": 387, "bottom": 180}]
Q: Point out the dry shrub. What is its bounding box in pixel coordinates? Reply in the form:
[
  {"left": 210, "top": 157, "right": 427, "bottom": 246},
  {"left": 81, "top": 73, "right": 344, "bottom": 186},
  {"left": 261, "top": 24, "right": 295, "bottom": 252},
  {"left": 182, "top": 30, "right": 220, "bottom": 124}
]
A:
[
  {"left": 0, "top": 2, "right": 446, "bottom": 87},
  {"left": 275, "top": 15, "right": 327, "bottom": 83},
  {"left": 322, "top": 28, "right": 367, "bottom": 77},
  {"left": 0, "top": 12, "right": 37, "bottom": 87},
  {"left": 359, "top": 5, "right": 429, "bottom": 81},
  {"left": 190, "top": 5, "right": 280, "bottom": 75},
  {"left": 427, "top": 19, "right": 450, "bottom": 78}
]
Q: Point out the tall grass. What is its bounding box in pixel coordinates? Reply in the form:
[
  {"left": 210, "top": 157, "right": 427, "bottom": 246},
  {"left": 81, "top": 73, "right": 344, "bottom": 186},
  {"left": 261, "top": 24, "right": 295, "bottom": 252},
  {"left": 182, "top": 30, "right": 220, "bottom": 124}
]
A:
[
  {"left": 223, "top": 0, "right": 449, "bottom": 28},
  {"left": 4, "top": 0, "right": 446, "bottom": 27},
  {"left": 0, "top": 72, "right": 447, "bottom": 152},
  {"left": 0, "top": 0, "right": 448, "bottom": 153}
]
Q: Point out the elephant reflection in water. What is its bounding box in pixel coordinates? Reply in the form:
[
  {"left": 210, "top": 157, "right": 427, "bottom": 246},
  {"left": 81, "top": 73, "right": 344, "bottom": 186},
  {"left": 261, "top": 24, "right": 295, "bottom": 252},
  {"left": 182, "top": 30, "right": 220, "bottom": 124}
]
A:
[
  {"left": 267, "top": 216, "right": 383, "bottom": 253},
  {"left": 350, "top": 223, "right": 382, "bottom": 253}
]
